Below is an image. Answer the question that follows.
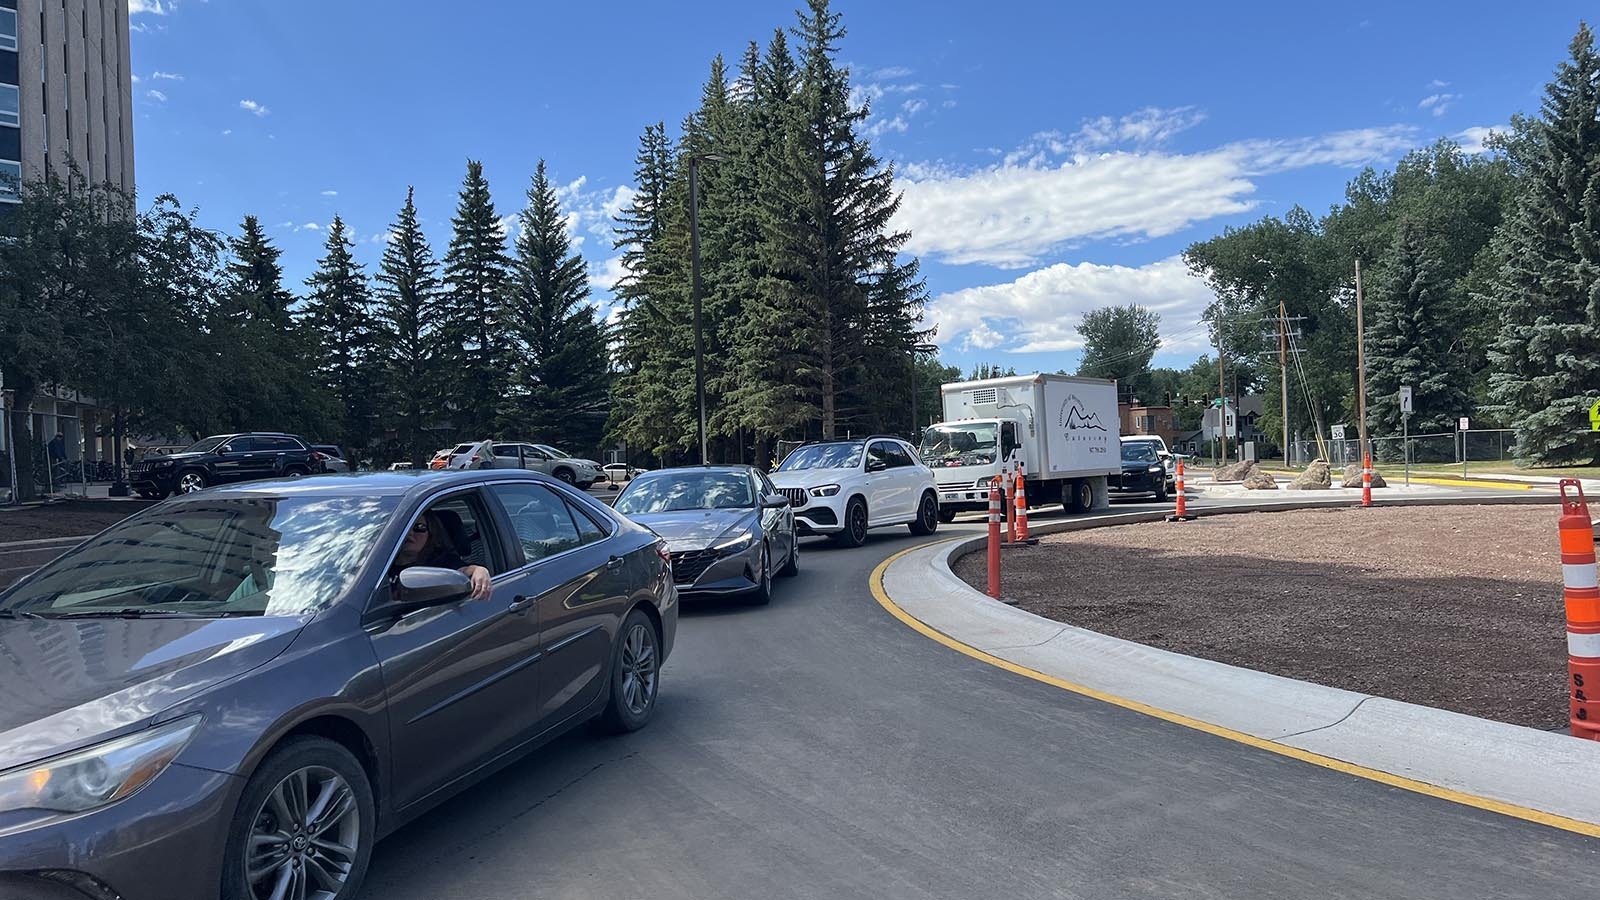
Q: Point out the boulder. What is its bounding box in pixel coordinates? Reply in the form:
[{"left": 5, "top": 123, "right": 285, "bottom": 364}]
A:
[
  {"left": 1214, "top": 460, "right": 1258, "bottom": 482},
  {"left": 1242, "top": 468, "right": 1279, "bottom": 490},
  {"left": 1289, "top": 459, "right": 1333, "bottom": 490},
  {"left": 1341, "top": 463, "right": 1388, "bottom": 489}
]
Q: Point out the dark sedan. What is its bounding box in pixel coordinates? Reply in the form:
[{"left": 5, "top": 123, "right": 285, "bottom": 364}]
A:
[
  {"left": 0, "top": 470, "right": 676, "bottom": 900},
  {"left": 613, "top": 466, "right": 798, "bottom": 605},
  {"left": 1110, "top": 440, "right": 1170, "bottom": 501}
]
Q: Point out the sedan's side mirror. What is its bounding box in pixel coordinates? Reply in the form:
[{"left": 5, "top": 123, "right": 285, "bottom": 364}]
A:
[
  {"left": 393, "top": 566, "right": 472, "bottom": 613},
  {"left": 762, "top": 493, "right": 791, "bottom": 509}
]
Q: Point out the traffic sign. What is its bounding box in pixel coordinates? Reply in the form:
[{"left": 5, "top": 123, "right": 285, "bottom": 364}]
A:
[
  {"left": 1399, "top": 385, "right": 1413, "bottom": 415},
  {"left": 1459, "top": 416, "right": 1470, "bottom": 431},
  {"left": 1331, "top": 425, "right": 1346, "bottom": 440},
  {"left": 1591, "top": 400, "right": 1600, "bottom": 432}
]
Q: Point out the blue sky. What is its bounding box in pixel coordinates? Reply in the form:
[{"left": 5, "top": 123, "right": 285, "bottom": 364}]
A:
[{"left": 129, "top": 1, "right": 1591, "bottom": 375}]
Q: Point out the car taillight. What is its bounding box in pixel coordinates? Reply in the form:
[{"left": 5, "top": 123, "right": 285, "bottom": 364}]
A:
[{"left": 471, "top": 454, "right": 480, "bottom": 462}]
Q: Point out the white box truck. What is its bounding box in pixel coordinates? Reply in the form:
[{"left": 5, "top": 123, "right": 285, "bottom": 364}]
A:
[{"left": 920, "top": 373, "right": 1121, "bottom": 520}]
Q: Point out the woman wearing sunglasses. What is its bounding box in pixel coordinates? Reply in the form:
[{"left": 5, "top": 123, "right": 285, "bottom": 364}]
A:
[{"left": 392, "top": 509, "right": 493, "bottom": 599}]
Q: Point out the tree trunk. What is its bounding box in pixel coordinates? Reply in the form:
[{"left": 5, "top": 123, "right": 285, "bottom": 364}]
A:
[
  {"left": 7, "top": 376, "right": 37, "bottom": 503},
  {"left": 820, "top": 328, "right": 836, "bottom": 440}
]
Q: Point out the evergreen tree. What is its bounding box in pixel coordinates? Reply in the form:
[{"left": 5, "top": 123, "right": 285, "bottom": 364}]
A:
[
  {"left": 442, "top": 160, "right": 514, "bottom": 438},
  {"left": 374, "top": 188, "right": 445, "bottom": 465},
  {"left": 501, "top": 161, "right": 610, "bottom": 452},
  {"left": 1483, "top": 23, "right": 1600, "bottom": 465},
  {"left": 302, "top": 216, "right": 378, "bottom": 450},
  {"left": 1367, "top": 221, "right": 1469, "bottom": 448}
]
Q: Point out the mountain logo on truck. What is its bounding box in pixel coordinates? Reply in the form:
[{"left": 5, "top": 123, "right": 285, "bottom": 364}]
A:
[{"left": 1059, "top": 396, "right": 1108, "bottom": 432}]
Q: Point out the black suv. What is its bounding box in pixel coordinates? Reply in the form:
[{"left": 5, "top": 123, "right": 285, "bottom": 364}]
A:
[{"left": 130, "top": 432, "right": 324, "bottom": 498}]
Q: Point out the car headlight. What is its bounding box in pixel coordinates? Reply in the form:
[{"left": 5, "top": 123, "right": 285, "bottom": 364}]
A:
[
  {"left": 714, "top": 530, "right": 755, "bottom": 553},
  {"left": 1148, "top": 466, "right": 1164, "bottom": 474},
  {"left": 809, "top": 484, "right": 841, "bottom": 498},
  {"left": 152, "top": 461, "right": 174, "bottom": 469},
  {"left": 0, "top": 715, "right": 200, "bottom": 815}
]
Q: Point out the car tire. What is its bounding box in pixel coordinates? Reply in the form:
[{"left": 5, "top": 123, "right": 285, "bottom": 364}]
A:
[
  {"left": 938, "top": 507, "right": 958, "bottom": 524},
  {"left": 908, "top": 491, "right": 940, "bottom": 535},
  {"left": 831, "top": 497, "right": 869, "bottom": 548},
  {"left": 778, "top": 538, "right": 799, "bottom": 577},
  {"left": 284, "top": 465, "right": 309, "bottom": 478},
  {"left": 176, "top": 470, "right": 208, "bottom": 494},
  {"left": 554, "top": 467, "right": 576, "bottom": 485},
  {"left": 221, "top": 736, "right": 375, "bottom": 900},
  {"left": 599, "top": 607, "right": 661, "bottom": 733},
  {"left": 1153, "top": 479, "right": 1168, "bottom": 503},
  {"left": 746, "top": 544, "right": 773, "bottom": 606},
  {"left": 1064, "top": 479, "right": 1092, "bottom": 514}
]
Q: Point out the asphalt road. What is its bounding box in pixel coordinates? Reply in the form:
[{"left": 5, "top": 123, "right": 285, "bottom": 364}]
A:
[{"left": 348, "top": 491, "right": 1596, "bottom": 900}]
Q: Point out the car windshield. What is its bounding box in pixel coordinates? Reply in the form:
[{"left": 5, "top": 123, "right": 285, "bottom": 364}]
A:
[
  {"left": 180, "top": 436, "right": 229, "bottom": 454},
  {"left": 1122, "top": 443, "right": 1159, "bottom": 463},
  {"left": 777, "top": 442, "right": 865, "bottom": 472},
  {"left": 920, "top": 423, "right": 998, "bottom": 467},
  {"left": 451, "top": 443, "right": 476, "bottom": 455},
  {"left": 534, "top": 444, "right": 569, "bottom": 459},
  {"left": 615, "top": 472, "right": 755, "bottom": 513},
  {"left": 0, "top": 496, "right": 401, "bottom": 618}
]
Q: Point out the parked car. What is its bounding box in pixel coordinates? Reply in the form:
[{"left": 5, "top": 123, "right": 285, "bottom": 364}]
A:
[
  {"left": 129, "top": 432, "right": 323, "bottom": 499},
  {"left": 604, "top": 462, "right": 650, "bottom": 482},
  {"left": 311, "top": 443, "right": 352, "bottom": 473},
  {"left": 767, "top": 437, "right": 941, "bottom": 546},
  {"left": 614, "top": 465, "right": 798, "bottom": 605},
  {"left": 1120, "top": 434, "right": 1176, "bottom": 493},
  {"left": 428, "top": 448, "right": 453, "bottom": 470},
  {"left": 1111, "top": 439, "right": 1170, "bottom": 501},
  {"left": 0, "top": 469, "right": 676, "bottom": 900},
  {"left": 449, "top": 440, "right": 604, "bottom": 488}
]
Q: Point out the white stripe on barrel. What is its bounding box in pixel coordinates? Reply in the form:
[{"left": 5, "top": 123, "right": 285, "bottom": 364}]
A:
[
  {"left": 1566, "top": 563, "right": 1600, "bottom": 591},
  {"left": 1569, "top": 631, "right": 1600, "bottom": 659}
]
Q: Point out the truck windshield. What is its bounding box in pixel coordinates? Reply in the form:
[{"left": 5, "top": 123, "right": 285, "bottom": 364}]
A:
[{"left": 920, "top": 423, "right": 998, "bottom": 467}]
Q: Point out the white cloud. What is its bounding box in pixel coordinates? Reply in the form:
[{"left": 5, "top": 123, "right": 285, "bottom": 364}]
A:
[
  {"left": 131, "top": 73, "right": 141, "bottom": 84},
  {"left": 903, "top": 98, "right": 928, "bottom": 116},
  {"left": 1429, "top": 79, "right": 1450, "bottom": 89},
  {"left": 221, "top": 128, "right": 232, "bottom": 136},
  {"left": 151, "top": 71, "right": 184, "bottom": 81},
  {"left": 1454, "top": 125, "right": 1505, "bottom": 155},
  {"left": 897, "top": 124, "right": 1417, "bottom": 267},
  {"left": 1418, "top": 93, "right": 1457, "bottom": 117},
  {"left": 239, "top": 99, "right": 270, "bottom": 117},
  {"left": 146, "top": 89, "right": 167, "bottom": 103},
  {"left": 1072, "top": 106, "right": 1207, "bottom": 150},
  {"left": 865, "top": 115, "right": 909, "bottom": 138},
  {"left": 320, "top": 189, "right": 338, "bottom": 197},
  {"left": 298, "top": 222, "right": 321, "bottom": 232},
  {"left": 928, "top": 256, "right": 1217, "bottom": 354},
  {"left": 129, "top": 0, "right": 168, "bottom": 14},
  {"left": 590, "top": 254, "right": 632, "bottom": 296},
  {"left": 871, "top": 66, "right": 914, "bottom": 80}
]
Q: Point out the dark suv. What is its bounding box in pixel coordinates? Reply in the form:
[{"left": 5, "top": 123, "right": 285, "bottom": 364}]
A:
[{"left": 131, "top": 432, "right": 323, "bottom": 498}]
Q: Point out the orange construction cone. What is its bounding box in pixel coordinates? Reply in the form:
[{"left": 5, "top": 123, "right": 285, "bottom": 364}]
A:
[
  {"left": 1560, "top": 480, "right": 1600, "bottom": 739},
  {"left": 986, "top": 479, "right": 1003, "bottom": 600},
  {"left": 1168, "top": 457, "right": 1196, "bottom": 522},
  {"left": 1361, "top": 454, "right": 1374, "bottom": 508}
]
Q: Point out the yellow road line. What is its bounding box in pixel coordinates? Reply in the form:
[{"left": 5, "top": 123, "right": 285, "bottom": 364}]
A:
[
  {"left": 1407, "top": 476, "right": 1533, "bottom": 490},
  {"left": 868, "top": 542, "right": 1600, "bottom": 838}
]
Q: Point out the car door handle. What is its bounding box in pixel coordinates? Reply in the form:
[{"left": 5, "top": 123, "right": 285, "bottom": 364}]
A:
[
  {"left": 606, "top": 556, "right": 625, "bottom": 570},
  {"left": 509, "top": 595, "right": 534, "bottom": 614}
]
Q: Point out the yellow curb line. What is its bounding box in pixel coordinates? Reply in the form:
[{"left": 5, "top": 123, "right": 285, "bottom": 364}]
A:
[
  {"left": 868, "top": 541, "right": 1600, "bottom": 839},
  {"left": 1407, "top": 476, "right": 1533, "bottom": 490}
]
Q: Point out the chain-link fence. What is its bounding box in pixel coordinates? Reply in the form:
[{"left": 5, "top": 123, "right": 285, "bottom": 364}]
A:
[{"left": 1289, "top": 429, "right": 1518, "bottom": 470}]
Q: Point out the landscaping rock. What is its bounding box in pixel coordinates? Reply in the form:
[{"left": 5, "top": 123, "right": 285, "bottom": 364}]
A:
[
  {"left": 1213, "top": 460, "right": 1258, "bottom": 482},
  {"left": 1242, "top": 468, "right": 1279, "bottom": 490},
  {"left": 1289, "top": 459, "right": 1333, "bottom": 490},
  {"left": 1341, "top": 463, "right": 1388, "bottom": 488}
]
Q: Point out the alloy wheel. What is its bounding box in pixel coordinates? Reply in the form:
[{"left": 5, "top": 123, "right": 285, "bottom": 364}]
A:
[
  {"left": 921, "top": 495, "right": 937, "bottom": 530},
  {"left": 620, "top": 621, "right": 658, "bottom": 716},
  {"left": 178, "top": 472, "right": 205, "bottom": 494},
  {"left": 851, "top": 503, "right": 868, "bottom": 543},
  {"left": 246, "top": 766, "right": 361, "bottom": 900}
]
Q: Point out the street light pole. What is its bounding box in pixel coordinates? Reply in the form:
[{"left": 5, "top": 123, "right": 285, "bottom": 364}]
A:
[{"left": 689, "top": 155, "right": 707, "bottom": 465}]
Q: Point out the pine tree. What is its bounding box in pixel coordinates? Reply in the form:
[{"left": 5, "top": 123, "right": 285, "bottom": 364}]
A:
[
  {"left": 1367, "top": 222, "right": 1469, "bottom": 448},
  {"left": 302, "top": 216, "right": 378, "bottom": 450},
  {"left": 373, "top": 188, "right": 445, "bottom": 464},
  {"left": 1483, "top": 23, "right": 1600, "bottom": 465},
  {"left": 442, "top": 160, "right": 514, "bottom": 438},
  {"left": 501, "top": 161, "right": 611, "bottom": 452}
]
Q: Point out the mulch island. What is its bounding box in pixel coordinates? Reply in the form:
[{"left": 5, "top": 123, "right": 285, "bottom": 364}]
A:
[
  {"left": 953, "top": 504, "right": 1576, "bottom": 730},
  {"left": 0, "top": 499, "right": 154, "bottom": 543}
]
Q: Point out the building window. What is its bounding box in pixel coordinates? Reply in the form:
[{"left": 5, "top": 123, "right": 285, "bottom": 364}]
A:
[
  {"left": 0, "top": 84, "right": 16, "bottom": 128},
  {"left": 0, "top": 9, "right": 15, "bottom": 53},
  {"left": 0, "top": 159, "right": 21, "bottom": 202}
]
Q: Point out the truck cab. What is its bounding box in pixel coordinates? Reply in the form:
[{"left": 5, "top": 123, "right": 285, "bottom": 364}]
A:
[{"left": 919, "top": 418, "right": 1023, "bottom": 522}]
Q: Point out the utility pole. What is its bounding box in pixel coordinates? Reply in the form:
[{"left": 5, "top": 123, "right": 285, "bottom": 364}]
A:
[
  {"left": 1279, "top": 300, "right": 1290, "bottom": 466},
  {"left": 1354, "top": 258, "right": 1369, "bottom": 465}
]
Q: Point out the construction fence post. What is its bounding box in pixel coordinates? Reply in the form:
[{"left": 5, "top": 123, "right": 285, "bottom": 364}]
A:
[{"left": 1560, "top": 480, "right": 1600, "bottom": 739}]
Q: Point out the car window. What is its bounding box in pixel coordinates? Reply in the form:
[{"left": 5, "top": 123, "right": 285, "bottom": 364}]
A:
[
  {"left": 567, "top": 499, "right": 607, "bottom": 544},
  {"left": 868, "top": 441, "right": 897, "bottom": 469},
  {"left": 223, "top": 436, "right": 258, "bottom": 453},
  {"left": 488, "top": 483, "right": 593, "bottom": 564},
  {"left": 415, "top": 493, "right": 504, "bottom": 574},
  {"left": 451, "top": 443, "right": 476, "bottom": 455},
  {"left": 883, "top": 443, "right": 915, "bottom": 468},
  {"left": 262, "top": 437, "right": 300, "bottom": 452},
  {"left": 757, "top": 471, "right": 779, "bottom": 495}
]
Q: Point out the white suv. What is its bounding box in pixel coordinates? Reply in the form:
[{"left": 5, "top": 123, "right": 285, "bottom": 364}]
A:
[{"left": 767, "top": 437, "right": 941, "bottom": 546}]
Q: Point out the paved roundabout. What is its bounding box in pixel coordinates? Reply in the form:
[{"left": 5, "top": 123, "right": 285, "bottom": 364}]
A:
[{"left": 344, "top": 487, "right": 1596, "bottom": 900}]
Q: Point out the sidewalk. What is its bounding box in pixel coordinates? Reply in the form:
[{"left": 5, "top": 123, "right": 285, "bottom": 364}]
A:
[{"left": 876, "top": 495, "right": 1600, "bottom": 835}]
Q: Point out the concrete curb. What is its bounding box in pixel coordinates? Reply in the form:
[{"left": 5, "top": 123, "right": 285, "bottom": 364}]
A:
[{"left": 882, "top": 493, "right": 1600, "bottom": 829}]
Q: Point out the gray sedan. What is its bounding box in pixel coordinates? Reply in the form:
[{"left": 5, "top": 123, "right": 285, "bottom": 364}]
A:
[
  {"left": 0, "top": 470, "right": 676, "bottom": 900},
  {"left": 613, "top": 466, "right": 799, "bottom": 605}
]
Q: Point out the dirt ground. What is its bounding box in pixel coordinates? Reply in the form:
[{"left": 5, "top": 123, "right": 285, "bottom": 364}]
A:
[
  {"left": 953, "top": 505, "right": 1577, "bottom": 730},
  {"left": 0, "top": 499, "right": 153, "bottom": 543}
]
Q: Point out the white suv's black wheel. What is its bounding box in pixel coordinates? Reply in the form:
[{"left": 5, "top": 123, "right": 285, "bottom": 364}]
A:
[
  {"left": 908, "top": 491, "right": 939, "bottom": 536},
  {"left": 223, "top": 737, "right": 375, "bottom": 900},
  {"left": 831, "top": 497, "right": 869, "bottom": 547}
]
